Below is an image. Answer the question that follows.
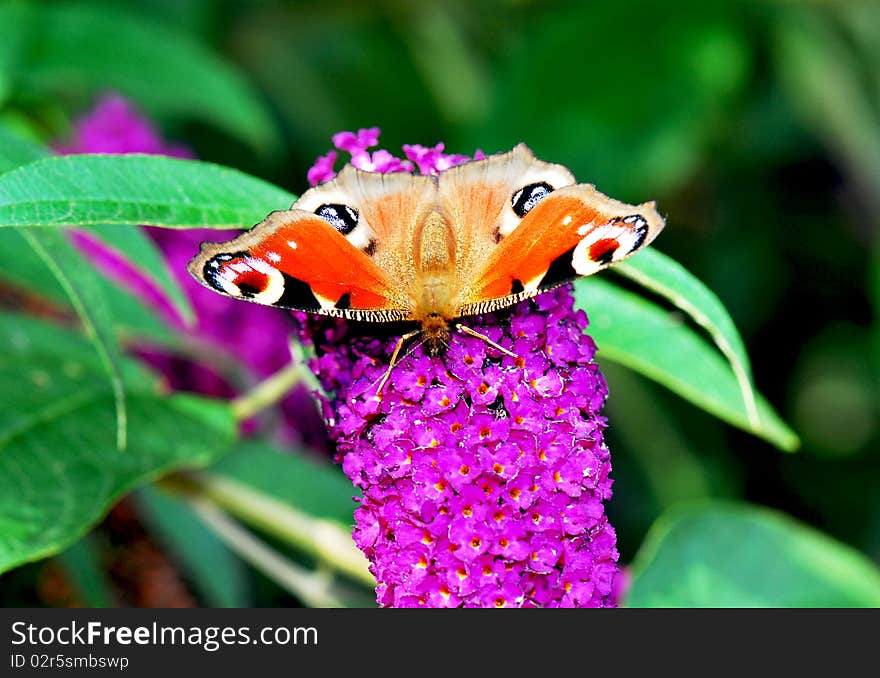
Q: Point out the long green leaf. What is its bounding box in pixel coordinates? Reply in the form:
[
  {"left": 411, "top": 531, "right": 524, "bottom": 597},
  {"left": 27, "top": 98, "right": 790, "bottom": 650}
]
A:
[
  {"left": 17, "top": 228, "right": 128, "bottom": 449},
  {"left": 574, "top": 277, "right": 798, "bottom": 450},
  {"left": 626, "top": 502, "right": 880, "bottom": 607},
  {"left": 0, "top": 393, "right": 233, "bottom": 574},
  {"left": 0, "top": 313, "right": 235, "bottom": 574},
  {"left": 81, "top": 224, "right": 195, "bottom": 327},
  {"left": 0, "top": 228, "right": 175, "bottom": 344},
  {"left": 0, "top": 154, "right": 296, "bottom": 229},
  {"left": 0, "top": 312, "right": 154, "bottom": 448},
  {"left": 0, "top": 125, "right": 197, "bottom": 329},
  {"left": 614, "top": 248, "right": 759, "bottom": 429}
]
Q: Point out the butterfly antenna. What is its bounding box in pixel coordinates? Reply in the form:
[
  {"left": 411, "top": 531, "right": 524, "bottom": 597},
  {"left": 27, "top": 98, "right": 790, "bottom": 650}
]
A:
[
  {"left": 455, "top": 323, "right": 518, "bottom": 359},
  {"left": 375, "top": 329, "right": 422, "bottom": 398}
]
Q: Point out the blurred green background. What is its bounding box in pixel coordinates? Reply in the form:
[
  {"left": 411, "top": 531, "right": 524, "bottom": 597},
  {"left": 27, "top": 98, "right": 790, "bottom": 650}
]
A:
[{"left": 0, "top": 0, "right": 878, "bottom": 606}]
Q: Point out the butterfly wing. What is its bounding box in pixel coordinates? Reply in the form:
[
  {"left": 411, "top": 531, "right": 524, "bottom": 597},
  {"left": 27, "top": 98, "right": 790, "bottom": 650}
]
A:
[
  {"left": 435, "top": 143, "right": 577, "bottom": 284},
  {"left": 188, "top": 210, "right": 405, "bottom": 320},
  {"left": 189, "top": 165, "right": 438, "bottom": 322},
  {"left": 452, "top": 176, "right": 664, "bottom": 317}
]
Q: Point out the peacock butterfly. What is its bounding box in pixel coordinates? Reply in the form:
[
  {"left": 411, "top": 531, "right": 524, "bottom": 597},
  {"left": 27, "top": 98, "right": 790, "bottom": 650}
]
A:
[{"left": 188, "top": 144, "right": 664, "bottom": 356}]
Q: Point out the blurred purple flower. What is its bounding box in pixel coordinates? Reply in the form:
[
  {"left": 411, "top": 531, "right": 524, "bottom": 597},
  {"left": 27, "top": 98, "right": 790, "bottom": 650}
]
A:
[
  {"left": 58, "top": 93, "right": 324, "bottom": 446},
  {"left": 54, "top": 94, "right": 192, "bottom": 158},
  {"left": 608, "top": 565, "right": 631, "bottom": 606}
]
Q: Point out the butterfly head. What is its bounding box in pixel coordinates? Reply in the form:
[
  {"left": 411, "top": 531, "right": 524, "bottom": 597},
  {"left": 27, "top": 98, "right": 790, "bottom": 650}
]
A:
[{"left": 421, "top": 313, "right": 451, "bottom": 356}]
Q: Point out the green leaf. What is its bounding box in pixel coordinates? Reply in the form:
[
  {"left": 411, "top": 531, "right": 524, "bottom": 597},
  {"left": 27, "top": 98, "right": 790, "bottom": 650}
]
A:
[
  {"left": 81, "top": 224, "right": 195, "bottom": 327},
  {"left": 0, "top": 229, "right": 175, "bottom": 344},
  {"left": 0, "top": 313, "right": 236, "bottom": 574},
  {"left": 0, "top": 123, "right": 49, "bottom": 173},
  {"left": 13, "top": 2, "right": 278, "bottom": 152},
  {"left": 211, "top": 442, "right": 355, "bottom": 526},
  {"left": 56, "top": 535, "right": 114, "bottom": 608},
  {"left": 136, "top": 485, "right": 250, "bottom": 607},
  {"left": 0, "top": 127, "right": 179, "bottom": 348},
  {"left": 614, "top": 248, "right": 759, "bottom": 430},
  {"left": 0, "top": 128, "right": 177, "bottom": 344},
  {"left": 574, "top": 277, "right": 798, "bottom": 451},
  {"left": 0, "top": 130, "right": 192, "bottom": 335},
  {"left": 626, "top": 502, "right": 880, "bottom": 607},
  {"left": 0, "top": 311, "right": 155, "bottom": 431},
  {"left": 0, "top": 393, "right": 234, "bottom": 574},
  {"left": 17, "top": 228, "right": 128, "bottom": 449},
  {"left": 0, "top": 310, "right": 159, "bottom": 441},
  {"left": 0, "top": 154, "right": 295, "bottom": 229}
]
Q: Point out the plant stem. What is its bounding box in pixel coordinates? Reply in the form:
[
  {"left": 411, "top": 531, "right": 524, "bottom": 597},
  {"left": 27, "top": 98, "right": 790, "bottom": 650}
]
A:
[
  {"left": 187, "top": 497, "right": 349, "bottom": 608},
  {"left": 168, "top": 473, "right": 374, "bottom": 588},
  {"left": 231, "top": 359, "right": 304, "bottom": 422}
]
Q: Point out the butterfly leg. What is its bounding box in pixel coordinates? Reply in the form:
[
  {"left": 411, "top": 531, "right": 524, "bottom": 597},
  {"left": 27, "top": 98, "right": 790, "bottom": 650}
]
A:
[
  {"left": 454, "top": 323, "right": 518, "bottom": 359},
  {"left": 375, "top": 329, "right": 423, "bottom": 397}
]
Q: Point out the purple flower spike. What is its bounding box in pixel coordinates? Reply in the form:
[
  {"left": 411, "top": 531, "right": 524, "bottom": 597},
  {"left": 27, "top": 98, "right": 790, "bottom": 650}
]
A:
[{"left": 296, "top": 286, "right": 620, "bottom": 607}]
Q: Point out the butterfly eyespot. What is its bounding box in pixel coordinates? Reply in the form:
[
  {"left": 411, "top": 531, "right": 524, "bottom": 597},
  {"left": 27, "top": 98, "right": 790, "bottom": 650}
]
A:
[
  {"left": 511, "top": 182, "right": 553, "bottom": 217},
  {"left": 203, "top": 252, "right": 246, "bottom": 293},
  {"left": 614, "top": 215, "right": 649, "bottom": 253},
  {"left": 316, "top": 203, "right": 359, "bottom": 234},
  {"left": 202, "top": 252, "right": 284, "bottom": 304}
]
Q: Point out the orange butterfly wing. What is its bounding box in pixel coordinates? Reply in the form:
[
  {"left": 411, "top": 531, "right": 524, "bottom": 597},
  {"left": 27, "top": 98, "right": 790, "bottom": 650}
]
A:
[
  {"left": 456, "top": 184, "right": 664, "bottom": 316},
  {"left": 188, "top": 209, "right": 410, "bottom": 321}
]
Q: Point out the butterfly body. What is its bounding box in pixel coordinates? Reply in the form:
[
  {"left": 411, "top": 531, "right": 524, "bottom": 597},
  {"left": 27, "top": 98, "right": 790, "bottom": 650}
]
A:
[{"left": 189, "top": 144, "right": 665, "bottom": 353}]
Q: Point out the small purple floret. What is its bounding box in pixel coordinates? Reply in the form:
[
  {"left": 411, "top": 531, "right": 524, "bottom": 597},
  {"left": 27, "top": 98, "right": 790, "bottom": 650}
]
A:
[{"left": 307, "top": 127, "right": 483, "bottom": 185}]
